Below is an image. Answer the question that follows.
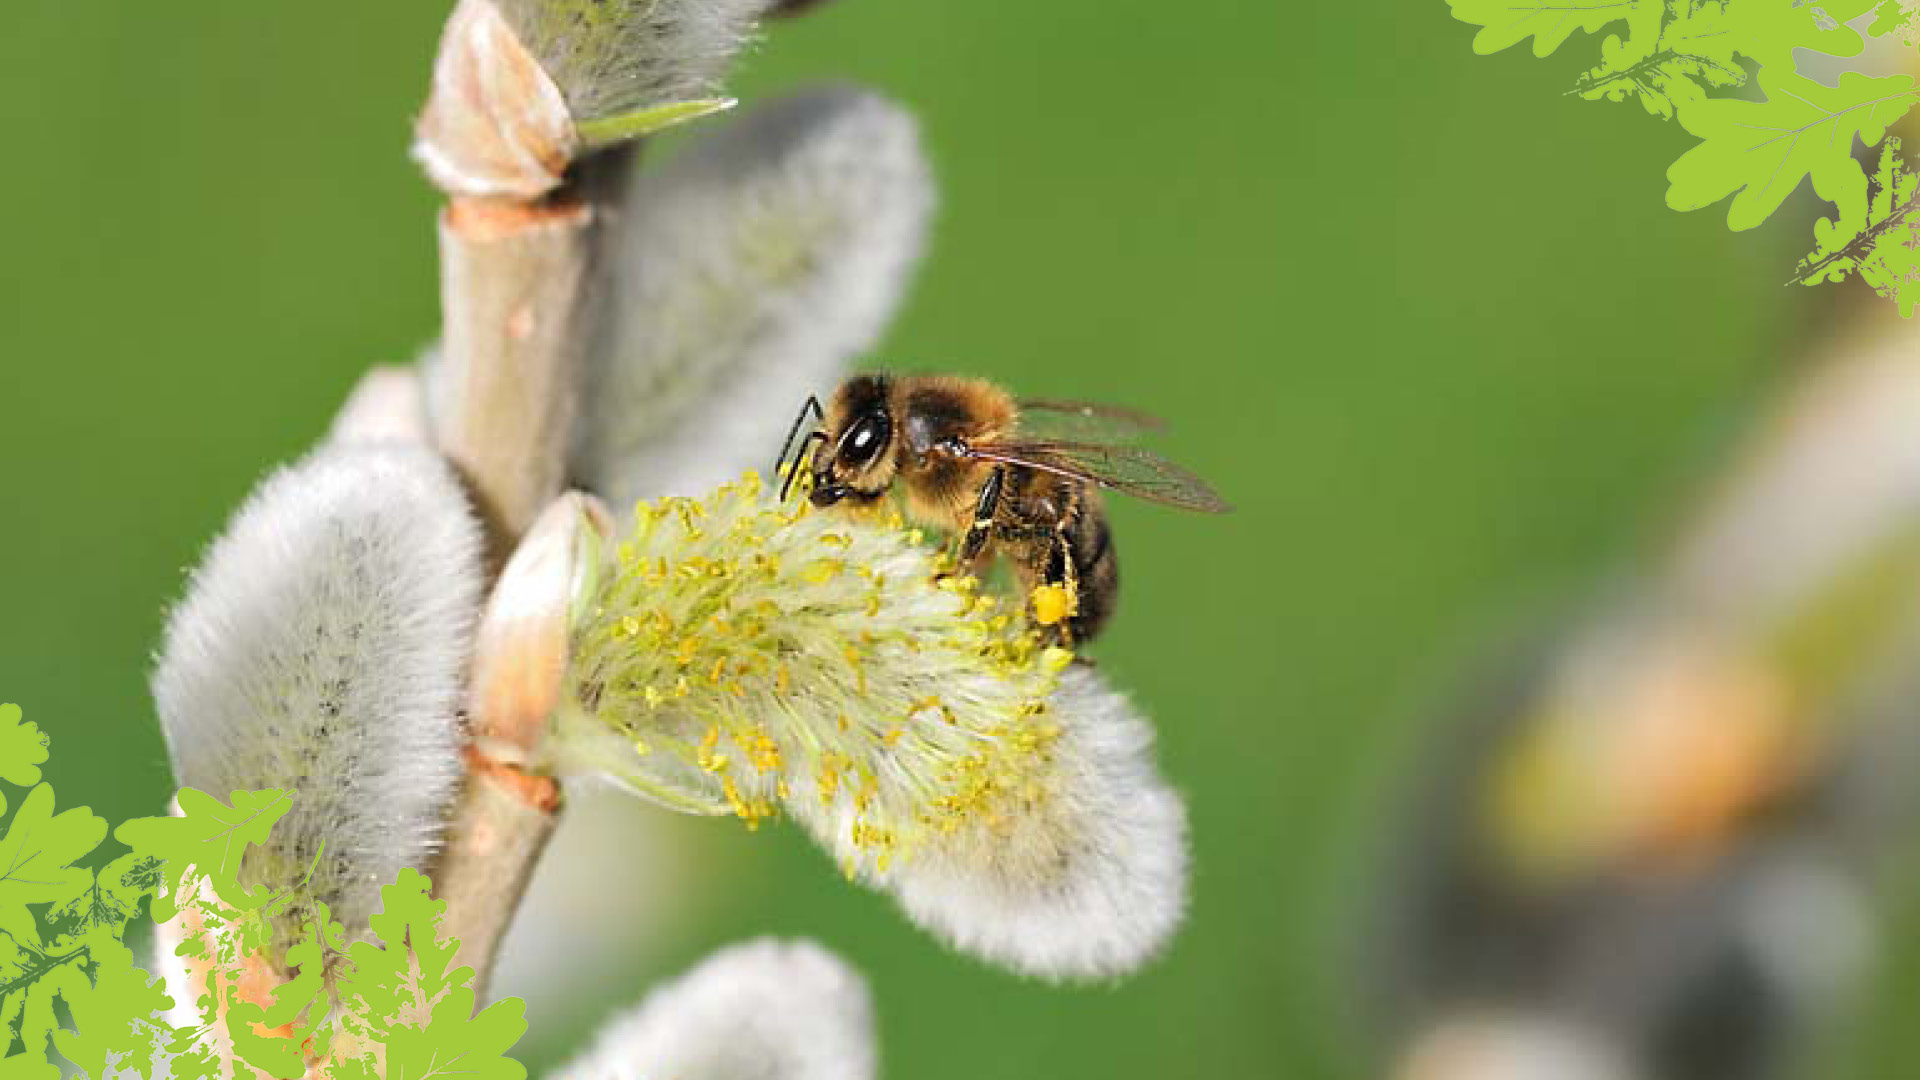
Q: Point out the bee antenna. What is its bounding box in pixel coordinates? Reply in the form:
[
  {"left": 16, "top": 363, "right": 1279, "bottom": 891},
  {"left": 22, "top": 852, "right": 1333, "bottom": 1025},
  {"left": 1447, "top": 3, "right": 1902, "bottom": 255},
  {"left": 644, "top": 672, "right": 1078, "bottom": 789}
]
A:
[{"left": 774, "top": 395, "right": 826, "bottom": 491}]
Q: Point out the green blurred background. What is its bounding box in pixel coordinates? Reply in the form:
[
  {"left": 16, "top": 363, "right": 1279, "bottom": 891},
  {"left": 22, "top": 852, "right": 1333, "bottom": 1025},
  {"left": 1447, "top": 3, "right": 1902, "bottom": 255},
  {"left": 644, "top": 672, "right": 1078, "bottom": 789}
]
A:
[{"left": 4, "top": 1, "right": 1908, "bottom": 1076}]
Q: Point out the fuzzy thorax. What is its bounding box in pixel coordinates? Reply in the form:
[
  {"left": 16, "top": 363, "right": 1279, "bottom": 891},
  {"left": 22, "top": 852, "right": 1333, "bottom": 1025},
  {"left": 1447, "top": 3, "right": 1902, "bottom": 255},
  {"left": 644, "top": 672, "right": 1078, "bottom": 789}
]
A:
[{"left": 562, "top": 470, "right": 1071, "bottom": 866}]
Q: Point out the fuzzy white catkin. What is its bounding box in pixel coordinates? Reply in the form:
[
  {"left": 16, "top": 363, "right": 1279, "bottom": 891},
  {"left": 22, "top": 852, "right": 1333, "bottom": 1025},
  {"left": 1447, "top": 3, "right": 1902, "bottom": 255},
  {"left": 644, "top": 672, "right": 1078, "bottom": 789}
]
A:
[
  {"left": 576, "top": 86, "right": 934, "bottom": 509},
  {"left": 151, "top": 443, "right": 483, "bottom": 940},
  {"left": 565, "top": 478, "right": 1192, "bottom": 980},
  {"left": 551, "top": 938, "right": 877, "bottom": 1080},
  {"left": 495, "top": 0, "right": 767, "bottom": 125},
  {"left": 824, "top": 665, "right": 1191, "bottom": 981}
]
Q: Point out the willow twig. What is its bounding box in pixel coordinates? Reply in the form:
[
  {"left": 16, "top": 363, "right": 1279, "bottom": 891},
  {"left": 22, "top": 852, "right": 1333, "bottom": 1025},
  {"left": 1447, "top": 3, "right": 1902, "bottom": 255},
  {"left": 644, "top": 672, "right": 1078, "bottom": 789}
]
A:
[
  {"left": 414, "top": 0, "right": 609, "bottom": 997},
  {"left": 434, "top": 196, "right": 596, "bottom": 554}
]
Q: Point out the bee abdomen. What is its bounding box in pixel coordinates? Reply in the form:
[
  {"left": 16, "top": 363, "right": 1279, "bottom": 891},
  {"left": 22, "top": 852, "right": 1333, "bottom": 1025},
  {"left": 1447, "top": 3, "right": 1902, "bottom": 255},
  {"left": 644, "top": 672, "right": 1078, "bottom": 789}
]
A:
[{"left": 1069, "top": 510, "right": 1118, "bottom": 642}]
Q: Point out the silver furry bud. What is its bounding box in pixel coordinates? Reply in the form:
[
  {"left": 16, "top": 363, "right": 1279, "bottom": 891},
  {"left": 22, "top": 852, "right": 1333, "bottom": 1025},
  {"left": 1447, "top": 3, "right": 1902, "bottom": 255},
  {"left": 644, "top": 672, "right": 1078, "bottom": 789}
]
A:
[{"left": 153, "top": 443, "right": 483, "bottom": 941}]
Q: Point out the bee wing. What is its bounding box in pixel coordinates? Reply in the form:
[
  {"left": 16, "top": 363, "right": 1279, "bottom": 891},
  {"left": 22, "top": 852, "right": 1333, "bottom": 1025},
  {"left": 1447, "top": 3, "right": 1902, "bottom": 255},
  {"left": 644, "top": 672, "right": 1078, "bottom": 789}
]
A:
[
  {"left": 965, "top": 439, "right": 1232, "bottom": 513},
  {"left": 1016, "top": 399, "right": 1167, "bottom": 443}
]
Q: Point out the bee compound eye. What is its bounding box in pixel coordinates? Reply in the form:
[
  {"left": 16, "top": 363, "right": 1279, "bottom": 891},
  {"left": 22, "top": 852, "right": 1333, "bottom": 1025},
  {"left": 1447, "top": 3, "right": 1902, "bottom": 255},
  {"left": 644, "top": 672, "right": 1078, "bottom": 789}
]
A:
[{"left": 843, "top": 415, "right": 888, "bottom": 466}]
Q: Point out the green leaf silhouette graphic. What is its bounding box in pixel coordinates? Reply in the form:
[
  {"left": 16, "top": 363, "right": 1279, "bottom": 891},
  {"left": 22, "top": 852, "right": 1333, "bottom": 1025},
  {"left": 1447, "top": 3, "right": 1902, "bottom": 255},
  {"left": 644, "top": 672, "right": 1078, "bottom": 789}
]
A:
[
  {"left": 1796, "top": 138, "right": 1920, "bottom": 297},
  {"left": 1731, "top": 0, "right": 1874, "bottom": 70},
  {"left": 1454, "top": 0, "right": 1920, "bottom": 313},
  {"left": 1667, "top": 70, "right": 1917, "bottom": 230},
  {"left": 1870, "top": 0, "right": 1919, "bottom": 40},
  {"left": 49, "top": 933, "right": 173, "bottom": 1080},
  {"left": 1449, "top": 0, "right": 1652, "bottom": 57},
  {"left": 1572, "top": 2, "right": 1734, "bottom": 118},
  {"left": 332, "top": 869, "right": 529, "bottom": 1080},
  {"left": 0, "top": 704, "right": 50, "bottom": 814},
  {"left": 0, "top": 710, "right": 528, "bottom": 1077},
  {"left": 115, "top": 787, "right": 294, "bottom": 922},
  {"left": 0, "top": 784, "right": 106, "bottom": 949},
  {"left": 378, "top": 989, "right": 528, "bottom": 1080}
]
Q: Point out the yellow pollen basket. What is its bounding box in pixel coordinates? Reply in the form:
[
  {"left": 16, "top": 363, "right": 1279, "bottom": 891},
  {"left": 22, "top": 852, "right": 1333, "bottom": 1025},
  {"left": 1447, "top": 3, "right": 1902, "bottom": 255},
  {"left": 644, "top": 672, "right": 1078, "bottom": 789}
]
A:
[{"left": 1030, "top": 582, "right": 1078, "bottom": 626}]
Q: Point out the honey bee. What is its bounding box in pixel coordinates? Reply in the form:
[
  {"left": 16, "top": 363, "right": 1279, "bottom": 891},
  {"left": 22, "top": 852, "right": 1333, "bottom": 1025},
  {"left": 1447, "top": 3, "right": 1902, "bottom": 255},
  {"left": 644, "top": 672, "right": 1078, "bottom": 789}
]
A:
[{"left": 775, "top": 373, "right": 1229, "bottom": 645}]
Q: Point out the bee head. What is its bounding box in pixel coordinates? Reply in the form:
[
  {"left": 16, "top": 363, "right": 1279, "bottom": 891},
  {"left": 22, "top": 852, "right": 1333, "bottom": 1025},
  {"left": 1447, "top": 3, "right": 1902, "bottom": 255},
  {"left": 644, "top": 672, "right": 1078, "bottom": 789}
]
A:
[{"left": 812, "top": 374, "right": 897, "bottom": 507}]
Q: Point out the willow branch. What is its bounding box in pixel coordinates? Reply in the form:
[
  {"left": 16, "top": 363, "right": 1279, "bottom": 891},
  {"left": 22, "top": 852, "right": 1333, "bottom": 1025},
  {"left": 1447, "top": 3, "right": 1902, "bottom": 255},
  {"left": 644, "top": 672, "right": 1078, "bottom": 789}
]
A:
[
  {"left": 414, "top": 0, "right": 608, "bottom": 997},
  {"left": 434, "top": 196, "right": 595, "bottom": 554},
  {"left": 429, "top": 195, "right": 589, "bottom": 999}
]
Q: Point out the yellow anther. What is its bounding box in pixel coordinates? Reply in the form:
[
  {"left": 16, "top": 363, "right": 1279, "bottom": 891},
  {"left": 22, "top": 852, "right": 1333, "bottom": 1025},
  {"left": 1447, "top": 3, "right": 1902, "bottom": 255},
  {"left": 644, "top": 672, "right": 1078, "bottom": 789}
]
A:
[
  {"left": 748, "top": 731, "right": 782, "bottom": 771},
  {"left": 801, "top": 558, "right": 846, "bottom": 584},
  {"left": 674, "top": 637, "right": 703, "bottom": 667}
]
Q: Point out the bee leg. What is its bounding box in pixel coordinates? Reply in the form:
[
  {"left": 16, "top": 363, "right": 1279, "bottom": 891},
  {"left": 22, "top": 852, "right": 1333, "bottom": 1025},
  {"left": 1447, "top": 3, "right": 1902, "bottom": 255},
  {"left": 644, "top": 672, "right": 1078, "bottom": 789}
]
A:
[
  {"left": 1055, "top": 527, "right": 1080, "bottom": 648},
  {"left": 1029, "top": 524, "right": 1080, "bottom": 650},
  {"left": 957, "top": 466, "right": 1006, "bottom": 566}
]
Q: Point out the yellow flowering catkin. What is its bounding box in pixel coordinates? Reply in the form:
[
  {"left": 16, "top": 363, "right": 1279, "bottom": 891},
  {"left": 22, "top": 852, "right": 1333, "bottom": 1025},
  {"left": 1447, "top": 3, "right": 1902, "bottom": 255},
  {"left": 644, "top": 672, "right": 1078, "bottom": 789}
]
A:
[{"left": 565, "top": 470, "right": 1073, "bottom": 875}]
